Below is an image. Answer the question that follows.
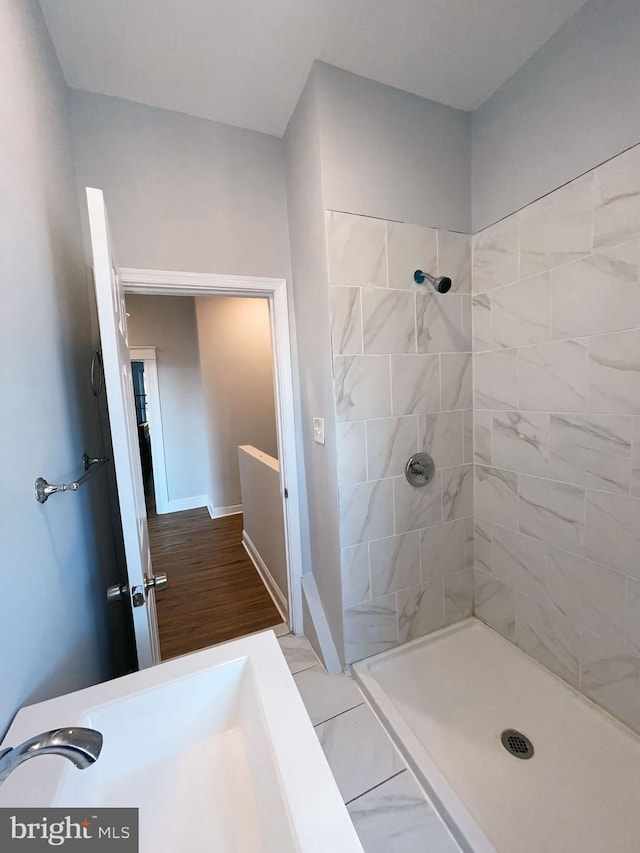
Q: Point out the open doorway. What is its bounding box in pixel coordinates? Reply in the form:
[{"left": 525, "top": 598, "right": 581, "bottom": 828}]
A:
[{"left": 121, "top": 277, "right": 300, "bottom": 661}]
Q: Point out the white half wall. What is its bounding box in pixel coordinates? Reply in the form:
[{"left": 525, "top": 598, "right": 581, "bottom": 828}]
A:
[
  {"left": 238, "top": 445, "right": 288, "bottom": 620},
  {"left": 196, "top": 296, "right": 278, "bottom": 510},
  {"left": 126, "top": 294, "right": 209, "bottom": 509}
]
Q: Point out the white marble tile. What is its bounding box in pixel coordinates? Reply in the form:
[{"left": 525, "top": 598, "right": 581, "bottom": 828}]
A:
[
  {"left": 474, "top": 465, "right": 518, "bottom": 529},
  {"left": 277, "top": 634, "right": 319, "bottom": 674},
  {"left": 473, "top": 519, "right": 492, "bottom": 573},
  {"left": 363, "top": 288, "right": 416, "bottom": 354},
  {"left": 337, "top": 421, "right": 367, "bottom": 485},
  {"left": 335, "top": 355, "right": 392, "bottom": 421},
  {"left": 580, "top": 631, "right": 640, "bottom": 735},
  {"left": 293, "top": 665, "right": 364, "bottom": 726},
  {"left": 340, "top": 479, "right": 394, "bottom": 546},
  {"left": 518, "top": 474, "right": 585, "bottom": 553},
  {"left": 491, "top": 524, "right": 546, "bottom": 602},
  {"left": 492, "top": 272, "right": 551, "bottom": 349},
  {"left": 421, "top": 519, "right": 465, "bottom": 581},
  {"left": 461, "top": 295, "right": 472, "bottom": 352},
  {"left": 393, "top": 474, "right": 442, "bottom": 534},
  {"left": 326, "top": 211, "right": 387, "bottom": 287},
  {"left": 391, "top": 354, "right": 440, "bottom": 415},
  {"left": 367, "top": 416, "right": 418, "bottom": 480},
  {"left": 585, "top": 490, "right": 640, "bottom": 577},
  {"left": 473, "top": 410, "right": 492, "bottom": 466},
  {"left": 594, "top": 144, "right": 640, "bottom": 250},
  {"left": 441, "top": 353, "right": 472, "bottom": 411},
  {"left": 441, "top": 464, "right": 473, "bottom": 521},
  {"left": 474, "top": 568, "right": 515, "bottom": 641},
  {"left": 315, "top": 702, "right": 405, "bottom": 802},
  {"left": 552, "top": 241, "right": 640, "bottom": 339},
  {"left": 472, "top": 292, "right": 493, "bottom": 352},
  {"left": 463, "top": 516, "right": 475, "bottom": 570},
  {"left": 397, "top": 580, "right": 445, "bottom": 643},
  {"left": 518, "top": 339, "right": 588, "bottom": 412},
  {"left": 369, "top": 531, "right": 421, "bottom": 598},
  {"left": 549, "top": 414, "right": 632, "bottom": 494},
  {"left": 473, "top": 349, "right": 518, "bottom": 410},
  {"left": 344, "top": 595, "right": 399, "bottom": 664},
  {"left": 347, "top": 770, "right": 458, "bottom": 853},
  {"left": 444, "top": 568, "right": 473, "bottom": 625},
  {"left": 387, "top": 221, "right": 437, "bottom": 291},
  {"left": 546, "top": 546, "right": 626, "bottom": 645},
  {"left": 330, "top": 285, "right": 363, "bottom": 355},
  {"left": 516, "top": 594, "right": 580, "bottom": 687},
  {"left": 463, "top": 409, "right": 473, "bottom": 464},
  {"left": 438, "top": 229, "right": 471, "bottom": 295},
  {"left": 493, "top": 410, "right": 550, "bottom": 477},
  {"left": 473, "top": 215, "right": 520, "bottom": 292},
  {"left": 342, "top": 544, "right": 371, "bottom": 608},
  {"left": 416, "top": 293, "right": 464, "bottom": 353},
  {"left": 419, "top": 410, "right": 464, "bottom": 468},
  {"left": 588, "top": 329, "right": 640, "bottom": 414},
  {"left": 625, "top": 577, "right": 640, "bottom": 654},
  {"left": 632, "top": 418, "right": 640, "bottom": 499},
  {"left": 520, "top": 173, "right": 594, "bottom": 277}
]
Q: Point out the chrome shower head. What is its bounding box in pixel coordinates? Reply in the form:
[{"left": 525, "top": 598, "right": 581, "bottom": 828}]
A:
[{"left": 413, "top": 270, "right": 452, "bottom": 293}]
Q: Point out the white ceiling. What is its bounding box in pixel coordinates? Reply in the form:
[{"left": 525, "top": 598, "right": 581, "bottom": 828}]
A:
[{"left": 39, "top": 0, "right": 588, "bottom": 137}]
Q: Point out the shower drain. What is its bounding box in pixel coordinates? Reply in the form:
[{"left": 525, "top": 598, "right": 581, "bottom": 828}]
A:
[{"left": 501, "top": 729, "right": 534, "bottom": 759}]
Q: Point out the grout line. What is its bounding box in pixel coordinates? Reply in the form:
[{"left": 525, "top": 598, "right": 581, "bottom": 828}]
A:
[
  {"left": 343, "top": 770, "right": 407, "bottom": 806},
  {"left": 313, "top": 701, "right": 367, "bottom": 730}
]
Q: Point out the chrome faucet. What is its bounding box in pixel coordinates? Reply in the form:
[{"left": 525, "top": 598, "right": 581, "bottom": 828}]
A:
[{"left": 0, "top": 727, "right": 103, "bottom": 786}]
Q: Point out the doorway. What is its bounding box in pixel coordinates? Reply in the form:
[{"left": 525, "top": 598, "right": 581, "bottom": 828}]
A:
[{"left": 120, "top": 268, "right": 304, "bottom": 660}]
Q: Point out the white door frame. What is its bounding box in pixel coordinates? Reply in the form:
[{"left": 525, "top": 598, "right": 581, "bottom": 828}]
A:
[
  {"left": 128, "top": 346, "right": 172, "bottom": 515},
  {"left": 120, "top": 267, "right": 304, "bottom": 635}
]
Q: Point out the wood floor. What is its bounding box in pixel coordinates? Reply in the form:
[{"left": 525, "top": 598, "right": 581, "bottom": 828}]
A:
[{"left": 147, "top": 508, "right": 282, "bottom": 660}]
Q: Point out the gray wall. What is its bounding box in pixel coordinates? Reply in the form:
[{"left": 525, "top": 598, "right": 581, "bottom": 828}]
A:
[
  {"left": 195, "top": 296, "right": 278, "bottom": 510},
  {"left": 472, "top": 0, "right": 640, "bottom": 231},
  {"left": 284, "top": 70, "right": 345, "bottom": 657},
  {"left": 0, "top": 0, "right": 115, "bottom": 736},
  {"left": 126, "top": 295, "right": 209, "bottom": 505},
  {"left": 70, "top": 90, "right": 292, "bottom": 279},
  {"left": 316, "top": 63, "right": 471, "bottom": 233}
]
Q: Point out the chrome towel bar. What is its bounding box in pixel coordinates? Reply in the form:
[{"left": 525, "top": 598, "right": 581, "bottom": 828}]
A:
[{"left": 35, "top": 454, "right": 108, "bottom": 504}]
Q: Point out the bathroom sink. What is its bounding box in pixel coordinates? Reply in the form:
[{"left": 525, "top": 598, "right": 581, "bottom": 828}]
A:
[{"left": 0, "top": 632, "right": 362, "bottom": 852}]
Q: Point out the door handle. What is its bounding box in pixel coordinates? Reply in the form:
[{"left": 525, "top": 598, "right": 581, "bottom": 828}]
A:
[
  {"left": 144, "top": 573, "right": 168, "bottom": 593},
  {"left": 106, "top": 583, "right": 127, "bottom": 603}
]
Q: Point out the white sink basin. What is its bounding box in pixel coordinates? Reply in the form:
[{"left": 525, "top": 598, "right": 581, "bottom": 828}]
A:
[{"left": 0, "top": 632, "right": 362, "bottom": 852}]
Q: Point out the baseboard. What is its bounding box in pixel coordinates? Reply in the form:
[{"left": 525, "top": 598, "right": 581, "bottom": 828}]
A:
[
  {"left": 207, "top": 503, "right": 243, "bottom": 519},
  {"left": 242, "top": 531, "right": 289, "bottom": 623},
  {"left": 301, "top": 573, "right": 342, "bottom": 674},
  {"left": 158, "top": 494, "right": 208, "bottom": 514}
]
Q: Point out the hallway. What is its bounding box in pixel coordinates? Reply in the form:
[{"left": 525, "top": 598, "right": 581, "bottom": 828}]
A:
[{"left": 147, "top": 508, "right": 282, "bottom": 659}]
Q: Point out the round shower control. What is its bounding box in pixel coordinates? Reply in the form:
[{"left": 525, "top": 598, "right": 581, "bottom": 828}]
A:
[{"left": 405, "top": 452, "right": 436, "bottom": 488}]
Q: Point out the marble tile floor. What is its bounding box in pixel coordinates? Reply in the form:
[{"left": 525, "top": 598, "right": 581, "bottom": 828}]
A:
[{"left": 276, "top": 632, "right": 459, "bottom": 853}]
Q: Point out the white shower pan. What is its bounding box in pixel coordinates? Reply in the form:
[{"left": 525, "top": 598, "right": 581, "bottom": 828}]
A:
[{"left": 352, "top": 618, "right": 640, "bottom": 853}]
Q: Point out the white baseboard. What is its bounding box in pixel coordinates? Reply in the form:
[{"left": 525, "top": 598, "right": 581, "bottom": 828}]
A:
[
  {"left": 158, "top": 494, "right": 208, "bottom": 514},
  {"left": 207, "top": 503, "right": 243, "bottom": 520},
  {"left": 242, "top": 531, "right": 289, "bottom": 623},
  {"left": 301, "top": 573, "right": 342, "bottom": 674}
]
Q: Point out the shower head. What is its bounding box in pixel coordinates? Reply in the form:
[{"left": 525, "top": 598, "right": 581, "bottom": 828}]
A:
[{"left": 413, "top": 270, "right": 452, "bottom": 293}]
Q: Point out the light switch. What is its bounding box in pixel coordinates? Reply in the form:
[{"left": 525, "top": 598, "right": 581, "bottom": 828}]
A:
[{"left": 313, "top": 417, "right": 325, "bottom": 445}]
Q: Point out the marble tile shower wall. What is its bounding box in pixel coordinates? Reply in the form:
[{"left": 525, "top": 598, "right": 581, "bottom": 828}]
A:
[
  {"left": 471, "top": 143, "right": 640, "bottom": 733},
  {"left": 325, "top": 210, "right": 474, "bottom": 664}
]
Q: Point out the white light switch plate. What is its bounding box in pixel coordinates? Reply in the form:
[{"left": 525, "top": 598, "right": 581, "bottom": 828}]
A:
[{"left": 313, "top": 417, "right": 325, "bottom": 445}]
